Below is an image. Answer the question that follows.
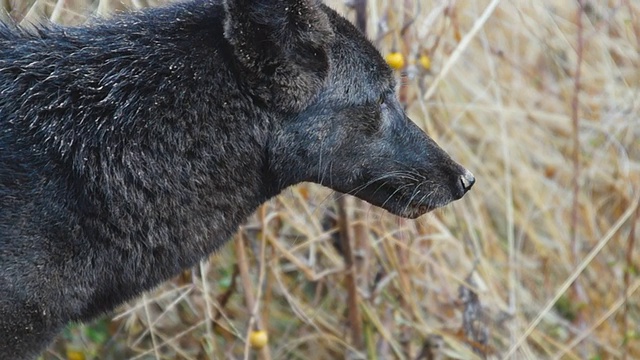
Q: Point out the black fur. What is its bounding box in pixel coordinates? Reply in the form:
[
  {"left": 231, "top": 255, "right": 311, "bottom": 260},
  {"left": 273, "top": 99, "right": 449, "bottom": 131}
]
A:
[{"left": 0, "top": 0, "right": 474, "bottom": 358}]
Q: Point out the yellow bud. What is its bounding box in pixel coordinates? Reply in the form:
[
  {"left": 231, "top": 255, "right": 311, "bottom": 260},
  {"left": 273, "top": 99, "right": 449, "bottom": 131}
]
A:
[
  {"left": 419, "top": 54, "right": 431, "bottom": 70},
  {"left": 249, "top": 330, "right": 268, "bottom": 349},
  {"left": 66, "top": 350, "right": 86, "bottom": 360},
  {"left": 385, "top": 52, "right": 405, "bottom": 70}
]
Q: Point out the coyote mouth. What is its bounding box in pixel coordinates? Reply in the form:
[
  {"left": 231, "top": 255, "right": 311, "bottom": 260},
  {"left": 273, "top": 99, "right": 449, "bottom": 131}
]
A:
[{"left": 353, "top": 182, "right": 441, "bottom": 219}]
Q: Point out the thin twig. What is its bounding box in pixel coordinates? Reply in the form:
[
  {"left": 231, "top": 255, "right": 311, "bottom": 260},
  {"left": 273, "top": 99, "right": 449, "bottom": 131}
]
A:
[
  {"left": 336, "top": 195, "right": 364, "bottom": 352},
  {"left": 570, "top": 0, "right": 585, "bottom": 271},
  {"left": 621, "top": 205, "right": 639, "bottom": 360},
  {"left": 212, "top": 265, "right": 239, "bottom": 321},
  {"left": 236, "top": 232, "right": 272, "bottom": 360},
  {"left": 569, "top": 0, "right": 587, "bottom": 342},
  {"left": 199, "top": 261, "right": 217, "bottom": 355},
  {"left": 141, "top": 294, "right": 162, "bottom": 359}
]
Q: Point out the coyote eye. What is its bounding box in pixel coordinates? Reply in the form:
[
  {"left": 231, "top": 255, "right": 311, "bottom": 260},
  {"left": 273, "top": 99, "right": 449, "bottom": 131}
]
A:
[{"left": 377, "top": 94, "right": 386, "bottom": 106}]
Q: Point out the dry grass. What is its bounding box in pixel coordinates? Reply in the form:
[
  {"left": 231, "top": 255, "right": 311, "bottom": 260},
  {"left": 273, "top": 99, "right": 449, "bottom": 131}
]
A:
[{"left": 2, "top": 0, "right": 638, "bottom": 359}]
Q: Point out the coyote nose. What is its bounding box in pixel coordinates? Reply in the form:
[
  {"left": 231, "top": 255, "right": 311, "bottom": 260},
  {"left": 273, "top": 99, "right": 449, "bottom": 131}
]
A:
[{"left": 460, "top": 170, "right": 475, "bottom": 193}]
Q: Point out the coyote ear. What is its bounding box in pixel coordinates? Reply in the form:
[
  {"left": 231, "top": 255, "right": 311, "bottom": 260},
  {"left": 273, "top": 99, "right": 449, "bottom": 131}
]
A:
[{"left": 223, "top": 0, "right": 334, "bottom": 111}]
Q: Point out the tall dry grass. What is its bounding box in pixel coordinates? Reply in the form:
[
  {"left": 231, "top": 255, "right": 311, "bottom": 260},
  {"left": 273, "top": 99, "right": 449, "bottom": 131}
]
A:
[{"left": 2, "top": 0, "right": 638, "bottom": 359}]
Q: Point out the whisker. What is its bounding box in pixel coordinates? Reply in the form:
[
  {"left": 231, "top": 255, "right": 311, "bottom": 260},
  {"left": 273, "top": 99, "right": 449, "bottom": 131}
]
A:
[
  {"left": 379, "top": 183, "right": 414, "bottom": 210},
  {"left": 402, "top": 183, "right": 425, "bottom": 214}
]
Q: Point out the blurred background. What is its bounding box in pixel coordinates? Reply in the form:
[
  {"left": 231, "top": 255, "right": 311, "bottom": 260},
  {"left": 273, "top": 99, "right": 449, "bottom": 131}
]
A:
[{"left": 2, "top": 0, "right": 638, "bottom": 359}]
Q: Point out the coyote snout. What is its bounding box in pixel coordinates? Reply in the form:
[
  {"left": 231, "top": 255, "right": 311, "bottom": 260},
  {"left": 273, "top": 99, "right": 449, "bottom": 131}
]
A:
[
  {"left": 342, "top": 116, "right": 477, "bottom": 219},
  {"left": 270, "top": 74, "right": 476, "bottom": 219}
]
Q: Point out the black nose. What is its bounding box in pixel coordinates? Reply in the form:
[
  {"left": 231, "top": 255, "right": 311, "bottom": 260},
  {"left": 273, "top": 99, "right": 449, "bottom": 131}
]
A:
[{"left": 460, "top": 170, "right": 475, "bottom": 193}]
